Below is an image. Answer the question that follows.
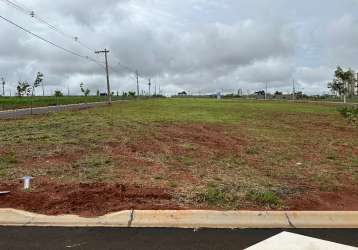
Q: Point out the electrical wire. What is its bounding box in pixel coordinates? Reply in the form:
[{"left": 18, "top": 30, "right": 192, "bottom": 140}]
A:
[
  {"left": 1, "top": 0, "right": 148, "bottom": 81},
  {"left": 1, "top": 0, "right": 149, "bottom": 88},
  {"left": 0, "top": 0, "right": 96, "bottom": 52},
  {"left": 0, "top": 14, "right": 105, "bottom": 68}
]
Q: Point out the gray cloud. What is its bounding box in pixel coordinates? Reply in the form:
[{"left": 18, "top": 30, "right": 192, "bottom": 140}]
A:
[{"left": 1, "top": 0, "right": 358, "bottom": 96}]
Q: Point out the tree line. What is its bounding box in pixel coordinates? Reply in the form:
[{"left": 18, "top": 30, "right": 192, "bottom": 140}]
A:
[{"left": 328, "top": 66, "right": 358, "bottom": 103}]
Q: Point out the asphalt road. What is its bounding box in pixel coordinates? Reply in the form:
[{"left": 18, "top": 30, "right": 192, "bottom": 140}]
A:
[
  {"left": 0, "top": 227, "right": 356, "bottom": 250},
  {"left": 0, "top": 102, "right": 111, "bottom": 119}
]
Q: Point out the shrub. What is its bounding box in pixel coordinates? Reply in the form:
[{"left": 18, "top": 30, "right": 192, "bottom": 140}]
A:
[{"left": 338, "top": 106, "right": 358, "bottom": 127}]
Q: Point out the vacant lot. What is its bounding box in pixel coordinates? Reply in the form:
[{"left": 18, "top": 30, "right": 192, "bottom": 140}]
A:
[{"left": 0, "top": 99, "right": 357, "bottom": 216}]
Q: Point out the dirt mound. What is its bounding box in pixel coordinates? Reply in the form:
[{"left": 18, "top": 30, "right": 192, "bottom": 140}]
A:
[
  {"left": 286, "top": 189, "right": 358, "bottom": 211},
  {"left": 0, "top": 182, "right": 176, "bottom": 217}
]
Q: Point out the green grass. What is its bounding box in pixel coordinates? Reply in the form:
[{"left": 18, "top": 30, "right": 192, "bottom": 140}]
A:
[
  {"left": 248, "top": 190, "right": 281, "bottom": 207},
  {"left": 198, "top": 185, "right": 231, "bottom": 206},
  {"left": 0, "top": 98, "right": 357, "bottom": 210},
  {"left": 72, "top": 154, "right": 113, "bottom": 182}
]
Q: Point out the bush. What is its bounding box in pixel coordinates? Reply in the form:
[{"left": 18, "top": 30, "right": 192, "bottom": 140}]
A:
[{"left": 338, "top": 106, "right": 358, "bottom": 127}]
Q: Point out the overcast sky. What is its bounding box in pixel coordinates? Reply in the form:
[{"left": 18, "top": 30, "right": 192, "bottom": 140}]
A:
[{"left": 1, "top": 0, "right": 358, "bottom": 96}]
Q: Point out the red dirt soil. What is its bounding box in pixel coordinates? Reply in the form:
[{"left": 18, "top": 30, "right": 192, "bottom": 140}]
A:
[
  {"left": 286, "top": 189, "right": 358, "bottom": 211},
  {"left": 0, "top": 182, "right": 178, "bottom": 217}
]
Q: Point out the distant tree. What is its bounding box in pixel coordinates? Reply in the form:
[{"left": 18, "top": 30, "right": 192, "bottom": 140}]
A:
[
  {"left": 30, "top": 72, "right": 44, "bottom": 113},
  {"left": 122, "top": 92, "right": 128, "bottom": 97},
  {"left": 255, "top": 90, "right": 265, "bottom": 96},
  {"left": 178, "top": 91, "right": 187, "bottom": 96},
  {"left": 274, "top": 91, "right": 283, "bottom": 96},
  {"left": 96, "top": 90, "right": 100, "bottom": 96},
  {"left": 32, "top": 72, "right": 44, "bottom": 95},
  {"left": 128, "top": 91, "right": 136, "bottom": 97},
  {"left": 80, "top": 82, "right": 90, "bottom": 96},
  {"left": 17, "top": 81, "right": 30, "bottom": 97},
  {"left": 328, "top": 66, "right": 355, "bottom": 103},
  {"left": 54, "top": 90, "right": 63, "bottom": 97}
]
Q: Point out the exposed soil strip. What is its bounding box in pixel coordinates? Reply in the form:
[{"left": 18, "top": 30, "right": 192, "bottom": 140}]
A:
[{"left": 0, "top": 182, "right": 177, "bottom": 217}]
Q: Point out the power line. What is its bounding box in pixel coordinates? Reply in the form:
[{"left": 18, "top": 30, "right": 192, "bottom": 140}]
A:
[
  {"left": 0, "top": 0, "right": 96, "bottom": 53},
  {"left": 0, "top": 14, "right": 105, "bottom": 67},
  {"left": 1, "top": 0, "right": 148, "bottom": 91},
  {"left": 1, "top": 0, "right": 28, "bottom": 14}
]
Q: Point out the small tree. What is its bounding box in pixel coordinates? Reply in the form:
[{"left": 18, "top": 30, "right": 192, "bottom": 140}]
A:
[
  {"left": 29, "top": 72, "right": 44, "bottom": 114},
  {"left": 128, "top": 91, "right": 136, "bottom": 97},
  {"left": 255, "top": 90, "right": 265, "bottom": 96},
  {"left": 96, "top": 90, "right": 100, "bottom": 96},
  {"left": 54, "top": 90, "right": 63, "bottom": 107},
  {"left": 54, "top": 90, "right": 63, "bottom": 97},
  {"left": 80, "top": 82, "right": 90, "bottom": 96},
  {"left": 17, "top": 81, "right": 30, "bottom": 97}
]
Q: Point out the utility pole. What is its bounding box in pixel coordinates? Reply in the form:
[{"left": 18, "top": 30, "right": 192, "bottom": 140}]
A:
[
  {"left": 1, "top": 78, "right": 5, "bottom": 96},
  {"left": 136, "top": 70, "right": 140, "bottom": 97},
  {"left": 42, "top": 81, "right": 45, "bottom": 96},
  {"left": 292, "top": 79, "right": 296, "bottom": 101},
  {"left": 95, "top": 49, "right": 111, "bottom": 104},
  {"left": 148, "top": 78, "right": 151, "bottom": 97}
]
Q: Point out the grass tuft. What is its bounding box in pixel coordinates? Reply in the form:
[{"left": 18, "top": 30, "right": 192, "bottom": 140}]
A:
[{"left": 247, "top": 190, "right": 280, "bottom": 207}]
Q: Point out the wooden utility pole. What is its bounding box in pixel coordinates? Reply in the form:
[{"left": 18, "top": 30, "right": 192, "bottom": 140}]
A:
[
  {"left": 95, "top": 49, "right": 111, "bottom": 104},
  {"left": 136, "top": 70, "right": 140, "bottom": 97},
  {"left": 1, "top": 77, "right": 5, "bottom": 96}
]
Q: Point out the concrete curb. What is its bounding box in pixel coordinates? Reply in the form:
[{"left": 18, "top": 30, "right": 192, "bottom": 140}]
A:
[{"left": 0, "top": 209, "right": 357, "bottom": 228}]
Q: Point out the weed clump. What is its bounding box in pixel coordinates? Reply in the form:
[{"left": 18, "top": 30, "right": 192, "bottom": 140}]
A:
[
  {"left": 198, "top": 185, "right": 228, "bottom": 205},
  {"left": 248, "top": 190, "right": 280, "bottom": 207},
  {"left": 338, "top": 106, "right": 358, "bottom": 127}
]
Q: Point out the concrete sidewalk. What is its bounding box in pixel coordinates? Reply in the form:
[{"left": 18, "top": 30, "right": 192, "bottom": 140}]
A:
[{"left": 0, "top": 101, "right": 124, "bottom": 119}]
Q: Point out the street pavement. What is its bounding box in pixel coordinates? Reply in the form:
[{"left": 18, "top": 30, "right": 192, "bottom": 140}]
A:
[
  {"left": 0, "top": 227, "right": 356, "bottom": 250},
  {"left": 0, "top": 102, "right": 111, "bottom": 119}
]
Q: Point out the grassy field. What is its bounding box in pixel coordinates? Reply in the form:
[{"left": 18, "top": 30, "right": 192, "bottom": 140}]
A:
[
  {"left": 0, "top": 98, "right": 357, "bottom": 215},
  {"left": 1, "top": 95, "right": 357, "bottom": 111},
  {"left": 0, "top": 96, "right": 127, "bottom": 110}
]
